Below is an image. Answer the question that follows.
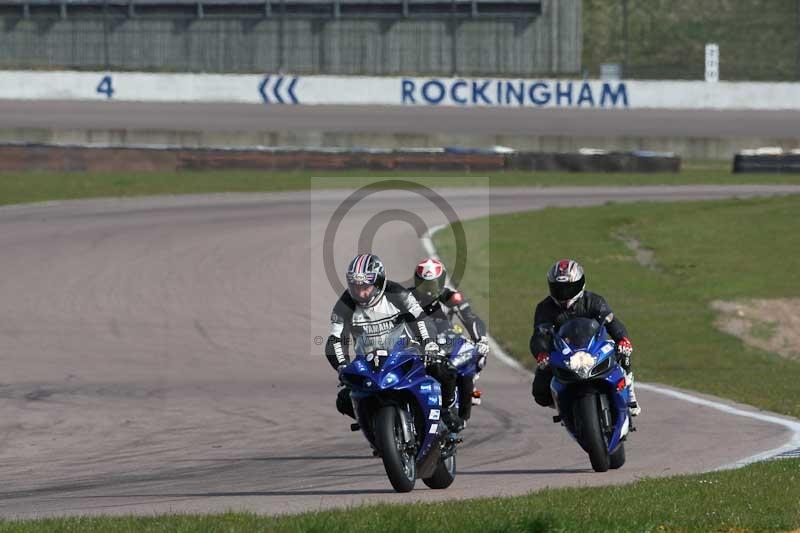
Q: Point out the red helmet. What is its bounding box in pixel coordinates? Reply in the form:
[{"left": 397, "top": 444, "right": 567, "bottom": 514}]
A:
[
  {"left": 414, "top": 258, "right": 447, "bottom": 303},
  {"left": 547, "top": 259, "right": 585, "bottom": 309}
]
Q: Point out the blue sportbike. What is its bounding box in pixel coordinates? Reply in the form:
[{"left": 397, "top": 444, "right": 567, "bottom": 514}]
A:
[
  {"left": 339, "top": 323, "right": 478, "bottom": 492},
  {"left": 547, "top": 316, "right": 633, "bottom": 472}
]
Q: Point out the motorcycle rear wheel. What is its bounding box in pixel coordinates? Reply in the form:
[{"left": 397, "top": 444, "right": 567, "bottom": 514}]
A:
[
  {"left": 376, "top": 405, "right": 416, "bottom": 492},
  {"left": 574, "top": 394, "right": 610, "bottom": 472},
  {"left": 610, "top": 443, "right": 626, "bottom": 469},
  {"left": 422, "top": 453, "right": 456, "bottom": 489}
]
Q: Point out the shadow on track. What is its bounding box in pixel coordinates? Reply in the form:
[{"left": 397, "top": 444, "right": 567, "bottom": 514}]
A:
[
  {"left": 460, "top": 468, "right": 588, "bottom": 475},
  {"left": 176, "top": 455, "right": 373, "bottom": 462},
  {"left": 63, "top": 488, "right": 397, "bottom": 498}
]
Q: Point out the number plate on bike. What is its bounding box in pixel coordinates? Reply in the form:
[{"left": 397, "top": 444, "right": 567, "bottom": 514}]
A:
[{"left": 366, "top": 350, "right": 389, "bottom": 369}]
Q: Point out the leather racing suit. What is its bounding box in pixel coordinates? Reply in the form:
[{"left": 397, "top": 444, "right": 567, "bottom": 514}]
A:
[
  {"left": 409, "top": 286, "right": 487, "bottom": 421},
  {"left": 529, "top": 291, "right": 630, "bottom": 407},
  {"left": 326, "top": 280, "right": 460, "bottom": 427}
]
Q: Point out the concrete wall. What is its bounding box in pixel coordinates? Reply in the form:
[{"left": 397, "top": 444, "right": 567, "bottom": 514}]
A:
[
  {"left": 3, "top": 69, "right": 800, "bottom": 160},
  {"left": 5, "top": 70, "right": 800, "bottom": 110},
  {"left": 0, "top": 0, "right": 581, "bottom": 76}
]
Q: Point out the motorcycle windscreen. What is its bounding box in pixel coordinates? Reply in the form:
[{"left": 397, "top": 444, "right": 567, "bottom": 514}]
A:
[
  {"left": 354, "top": 323, "right": 413, "bottom": 356},
  {"left": 557, "top": 318, "right": 601, "bottom": 350}
]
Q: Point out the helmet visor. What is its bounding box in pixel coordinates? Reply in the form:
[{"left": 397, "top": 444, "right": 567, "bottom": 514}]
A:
[
  {"left": 348, "top": 282, "right": 376, "bottom": 304},
  {"left": 415, "top": 277, "right": 443, "bottom": 300},
  {"left": 549, "top": 279, "right": 584, "bottom": 303}
]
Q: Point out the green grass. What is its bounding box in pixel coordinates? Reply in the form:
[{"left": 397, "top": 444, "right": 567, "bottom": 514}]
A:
[
  {"left": 1, "top": 164, "right": 800, "bottom": 206},
  {"left": 3, "top": 459, "right": 798, "bottom": 532},
  {"left": 583, "top": 0, "right": 799, "bottom": 81},
  {"left": 436, "top": 194, "right": 800, "bottom": 418}
]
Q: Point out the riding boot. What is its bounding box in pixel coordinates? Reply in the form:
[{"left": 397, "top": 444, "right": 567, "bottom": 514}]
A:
[
  {"left": 336, "top": 387, "right": 356, "bottom": 419},
  {"left": 440, "top": 383, "right": 465, "bottom": 433},
  {"left": 626, "top": 372, "right": 641, "bottom": 416},
  {"left": 457, "top": 375, "right": 473, "bottom": 421}
]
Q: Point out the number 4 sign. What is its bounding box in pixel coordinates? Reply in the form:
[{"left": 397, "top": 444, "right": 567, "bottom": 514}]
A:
[{"left": 96, "top": 75, "right": 114, "bottom": 99}]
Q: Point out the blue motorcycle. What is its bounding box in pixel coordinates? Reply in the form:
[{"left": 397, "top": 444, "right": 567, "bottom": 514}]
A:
[
  {"left": 547, "top": 316, "right": 633, "bottom": 472},
  {"left": 433, "top": 322, "right": 480, "bottom": 422},
  {"left": 339, "top": 323, "right": 476, "bottom": 492}
]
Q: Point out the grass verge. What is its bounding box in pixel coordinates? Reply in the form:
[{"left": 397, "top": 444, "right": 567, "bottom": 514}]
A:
[
  {"left": 2, "top": 164, "right": 800, "bottom": 206},
  {"left": 435, "top": 194, "right": 800, "bottom": 418},
  {"left": 2, "top": 458, "right": 798, "bottom": 532}
]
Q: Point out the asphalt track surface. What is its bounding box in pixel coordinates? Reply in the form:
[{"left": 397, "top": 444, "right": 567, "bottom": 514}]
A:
[
  {"left": 3, "top": 100, "right": 800, "bottom": 138},
  {"left": 2, "top": 185, "right": 800, "bottom": 518}
]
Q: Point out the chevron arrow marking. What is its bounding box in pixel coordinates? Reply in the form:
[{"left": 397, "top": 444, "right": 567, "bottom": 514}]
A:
[{"left": 258, "top": 75, "right": 270, "bottom": 104}]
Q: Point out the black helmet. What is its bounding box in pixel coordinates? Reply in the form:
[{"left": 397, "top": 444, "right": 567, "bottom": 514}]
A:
[
  {"left": 414, "top": 258, "right": 447, "bottom": 304},
  {"left": 346, "top": 253, "right": 386, "bottom": 307},
  {"left": 547, "top": 259, "right": 585, "bottom": 309}
]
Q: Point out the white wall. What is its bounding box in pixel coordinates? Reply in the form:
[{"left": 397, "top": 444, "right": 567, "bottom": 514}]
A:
[{"left": 2, "top": 70, "right": 800, "bottom": 110}]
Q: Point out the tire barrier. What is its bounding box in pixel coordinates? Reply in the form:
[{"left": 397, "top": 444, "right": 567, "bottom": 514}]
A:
[
  {"left": 0, "top": 143, "right": 681, "bottom": 174},
  {"left": 733, "top": 152, "right": 800, "bottom": 174}
]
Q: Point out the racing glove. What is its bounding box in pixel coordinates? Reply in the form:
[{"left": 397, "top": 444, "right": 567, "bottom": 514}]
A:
[
  {"left": 424, "top": 340, "right": 440, "bottom": 357},
  {"left": 425, "top": 340, "right": 449, "bottom": 368},
  {"left": 476, "top": 336, "right": 490, "bottom": 356},
  {"left": 476, "top": 336, "right": 490, "bottom": 371},
  {"left": 535, "top": 352, "right": 550, "bottom": 369},
  {"left": 616, "top": 337, "right": 633, "bottom": 370}
]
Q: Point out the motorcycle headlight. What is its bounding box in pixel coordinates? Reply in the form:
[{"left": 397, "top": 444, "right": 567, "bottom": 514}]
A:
[
  {"left": 381, "top": 372, "right": 400, "bottom": 388},
  {"left": 451, "top": 351, "right": 472, "bottom": 369},
  {"left": 568, "top": 351, "right": 597, "bottom": 378}
]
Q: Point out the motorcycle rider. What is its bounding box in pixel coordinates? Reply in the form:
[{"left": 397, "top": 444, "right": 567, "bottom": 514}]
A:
[
  {"left": 326, "top": 253, "right": 465, "bottom": 432},
  {"left": 410, "top": 258, "right": 490, "bottom": 367},
  {"left": 529, "top": 259, "right": 641, "bottom": 416},
  {"left": 409, "top": 257, "right": 490, "bottom": 422}
]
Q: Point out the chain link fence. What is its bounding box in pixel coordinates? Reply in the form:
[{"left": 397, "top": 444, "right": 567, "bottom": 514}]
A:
[
  {"left": 583, "top": 0, "right": 800, "bottom": 81},
  {"left": 6, "top": 0, "right": 796, "bottom": 80}
]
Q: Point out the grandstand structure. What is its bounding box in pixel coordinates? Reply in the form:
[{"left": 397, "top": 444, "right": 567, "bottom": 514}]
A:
[{"left": 0, "top": 0, "right": 580, "bottom": 76}]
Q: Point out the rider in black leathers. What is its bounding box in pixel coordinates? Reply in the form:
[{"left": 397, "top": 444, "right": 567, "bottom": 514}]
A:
[
  {"left": 530, "top": 259, "right": 640, "bottom": 415},
  {"left": 409, "top": 258, "right": 490, "bottom": 422}
]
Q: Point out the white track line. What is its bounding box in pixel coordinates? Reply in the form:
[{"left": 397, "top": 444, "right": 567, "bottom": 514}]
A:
[{"left": 421, "top": 223, "right": 800, "bottom": 471}]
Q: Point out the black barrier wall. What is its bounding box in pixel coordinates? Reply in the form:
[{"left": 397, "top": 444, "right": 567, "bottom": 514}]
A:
[{"left": 733, "top": 154, "right": 800, "bottom": 174}]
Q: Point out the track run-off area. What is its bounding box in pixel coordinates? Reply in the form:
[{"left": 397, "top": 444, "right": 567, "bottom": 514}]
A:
[{"left": 1, "top": 185, "right": 799, "bottom": 517}]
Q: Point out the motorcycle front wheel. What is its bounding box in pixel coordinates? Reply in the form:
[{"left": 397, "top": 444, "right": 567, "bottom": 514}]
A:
[
  {"left": 610, "top": 442, "right": 626, "bottom": 469},
  {"left": 376, "top": 405, "right": 416, "bottom": 492},
  {"left": 573, "top": 394, "right": 610, "bottom": 472}
]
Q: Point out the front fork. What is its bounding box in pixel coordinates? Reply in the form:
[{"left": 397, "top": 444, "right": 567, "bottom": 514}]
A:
[
  {"left": 598, "top": 394, "right": 613, "bottom": 435},
  {"left": 397, "top": 402, "right": 416, "bottom": 446}
]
